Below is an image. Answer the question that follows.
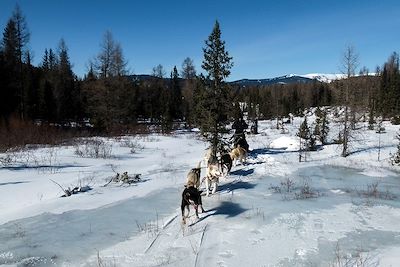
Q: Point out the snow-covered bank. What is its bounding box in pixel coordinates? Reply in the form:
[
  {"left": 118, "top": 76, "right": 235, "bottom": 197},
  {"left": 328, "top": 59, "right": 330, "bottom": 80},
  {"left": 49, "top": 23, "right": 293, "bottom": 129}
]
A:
[{"left": 1, "top": 117, "right": 400, "bottom": 266}]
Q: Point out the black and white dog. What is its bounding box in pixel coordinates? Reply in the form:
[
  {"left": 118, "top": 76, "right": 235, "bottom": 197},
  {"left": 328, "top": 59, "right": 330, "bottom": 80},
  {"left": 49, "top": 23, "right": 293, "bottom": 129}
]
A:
[
  {"left": 181, "top": 185, "right": 205, "bottom": 224},
  {"left": 219, "top": 153, "right": 233, "bottom": 176}
]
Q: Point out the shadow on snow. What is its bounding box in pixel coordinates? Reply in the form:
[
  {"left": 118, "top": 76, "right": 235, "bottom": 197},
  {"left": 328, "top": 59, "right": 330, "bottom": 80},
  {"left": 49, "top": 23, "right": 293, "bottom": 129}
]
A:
[
  {"left": 191, "top": 201, "right": 248, "bottom": 226},
  {"left": 0, "top": 181, "right": 30, "bottom": 186},
  {"left": 230, "top": 168, "right": 254, "bottom": 176}
]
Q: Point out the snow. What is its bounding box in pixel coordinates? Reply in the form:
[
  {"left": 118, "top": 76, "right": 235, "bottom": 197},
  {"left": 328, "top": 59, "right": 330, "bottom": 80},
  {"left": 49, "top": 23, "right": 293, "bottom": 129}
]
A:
[
  {"left": 269, "top": 136, "right": 299, "bottom": 151},
  {"left": 301, "top": 73, "right": 346, "bottom": 83},
  {"left": 1, "top": 115, "right": 400, "bottom": 266}
]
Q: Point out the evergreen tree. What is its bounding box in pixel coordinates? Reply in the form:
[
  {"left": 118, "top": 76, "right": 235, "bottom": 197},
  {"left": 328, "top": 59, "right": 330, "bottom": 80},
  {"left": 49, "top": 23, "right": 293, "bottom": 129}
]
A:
[
  {"left": 198, "top": 20, "right": 233, "bottom": 156},
  {"left": 314, "top": 107, "right": 330, "bottom": 145},
  {"left": 298, "top": 116, "right": 311, "bottom": 140},
  {"left": 379, "top": 52, "right": 400, "bottom": 118},
  {"left": 48, "top": 48, "right": 57, "bottom": 70},
  {"left": 170, "top": 66, "right": 182, "bottom": 119},
  {"left": 1, "top": 18, "right": 19, "bottom": 119},
  {"left": 297, "top": 116, "right": 311, "bottom": 161},
  {"left": 12, "top": 4, "right": 30, "bottom": 119},
  {"left": 56, "top": 39, "right": 77, "bottom": 120},
  {"left": 391, "top": 132, "right": 400, "bottom": 165},
  {"left": 41, "top": 49, "right": 49, "bottom": 71}
]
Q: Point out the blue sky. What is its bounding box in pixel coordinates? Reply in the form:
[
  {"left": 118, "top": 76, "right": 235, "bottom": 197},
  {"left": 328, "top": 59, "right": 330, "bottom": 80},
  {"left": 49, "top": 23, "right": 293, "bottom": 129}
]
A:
[{"left": 1, "top": 0, "right": 399, "bottom": 80}]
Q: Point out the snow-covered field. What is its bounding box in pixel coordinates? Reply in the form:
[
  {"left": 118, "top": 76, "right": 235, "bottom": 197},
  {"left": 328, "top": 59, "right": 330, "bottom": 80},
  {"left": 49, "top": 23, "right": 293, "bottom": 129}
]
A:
[{"left": 1, "top": 115, "right": 400, "bottom": 266}]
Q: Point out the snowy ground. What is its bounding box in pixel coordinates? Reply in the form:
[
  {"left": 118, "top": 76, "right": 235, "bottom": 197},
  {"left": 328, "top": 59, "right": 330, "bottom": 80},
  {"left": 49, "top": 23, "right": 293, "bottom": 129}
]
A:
[{"left": 1, "top": 114, "right": 400, "bottom": 266}]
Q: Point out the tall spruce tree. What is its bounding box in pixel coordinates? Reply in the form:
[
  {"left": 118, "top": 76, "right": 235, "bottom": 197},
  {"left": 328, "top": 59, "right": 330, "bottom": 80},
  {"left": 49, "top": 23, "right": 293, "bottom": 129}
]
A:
[
  {"left": 12, "top": 4, "right": 30, "bottom": 119},
  {"left": 314, "top": 107, "right": 330, "bottom": 145},
  {"left": 1, "top": 18, "right": 19, "bottom": 120},
  {"left": 391, "top": 132, "right": 400, "bottom": 165},
  {"left": 199, "top": 20, "right": 233, "bottom": 156},
  {"left": 171, "top": 66, "right": 182, "bottom": 119},
  {"left": 56, "top": 39, "right": 77, "bottom": 120},
  {"left": 297, "top": 116, "right": 311, "bottom": 161}
]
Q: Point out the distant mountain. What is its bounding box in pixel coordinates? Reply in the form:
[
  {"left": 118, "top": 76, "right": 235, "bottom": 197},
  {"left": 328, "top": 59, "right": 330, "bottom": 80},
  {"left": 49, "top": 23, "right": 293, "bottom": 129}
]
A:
[
  {"left": 231, "top": 74, "right": 316, "bottom": 86},
  {"left": 299, "top": 73, "right": 346, "bottom": 83},
  {"left": 127, "top": 73, "right": 346, "bottom": 86}
]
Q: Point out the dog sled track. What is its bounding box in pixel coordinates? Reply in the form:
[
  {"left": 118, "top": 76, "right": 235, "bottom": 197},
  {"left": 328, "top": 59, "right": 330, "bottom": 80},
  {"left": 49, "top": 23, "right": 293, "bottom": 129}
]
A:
[
  {"left": 144, "top": 214, "right": 178, "bottom": 254},
  {"left": 194, "top": 223, "right": 208, "bottom": 267}
]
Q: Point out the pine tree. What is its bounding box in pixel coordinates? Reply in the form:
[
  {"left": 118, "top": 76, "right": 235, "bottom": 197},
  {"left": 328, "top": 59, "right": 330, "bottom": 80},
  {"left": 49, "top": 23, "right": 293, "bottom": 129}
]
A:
[
  {"left": 297, "top": 116, "right": 311, "bottom": 161},
  {"left": 298, "top": 116, "right": 311, "bottom": 140},
  {"left": 198, "top": 20, "right": 233, "bottom": 156},
  {"left": 170, "top": 66, "right": 182, "bottom": 119},
  {"left": 12, "top": 4, "right": 30, "bottom": 119},
  {"left": 41, "top": 49, "right": 49, "bottom": 71},
  {"left": 391, "top": 132, "right": 400, "bottom": 165},
  {"left": 56, "top": 39, "right": 76, "bottom": 120},
  {"left": 1, "top": 18, "right": 19, "bottom": 120},
  {"left": 314, "top": 107, "right": 330, "bottom": 145}
]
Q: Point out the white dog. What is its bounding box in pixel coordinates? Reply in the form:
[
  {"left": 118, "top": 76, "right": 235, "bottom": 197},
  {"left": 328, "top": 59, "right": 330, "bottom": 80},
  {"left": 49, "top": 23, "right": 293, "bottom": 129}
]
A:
[{"left": 204, "top": 158, "right": 222, "bottom": 197}]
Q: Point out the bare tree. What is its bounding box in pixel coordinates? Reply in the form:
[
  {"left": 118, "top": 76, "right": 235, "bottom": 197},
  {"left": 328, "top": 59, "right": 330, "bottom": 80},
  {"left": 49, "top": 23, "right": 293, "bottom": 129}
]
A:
[
  {"left": 152, "top": 64, "right": 166, "bottom": 78},
  {"left": 340, "top": 45, "right": 359, "bottom": 157},
  {"left": 181, "top": 57, "right": 196, "bottom": 79},
  {"left": 95, "top": 30, "right": 127, "bottom": 78},
  {"left": 96, "top": 30, "right": 115, "bottom": 78},
  {"left": 111, "top": 43, "right": 128, "bottom": 76}
]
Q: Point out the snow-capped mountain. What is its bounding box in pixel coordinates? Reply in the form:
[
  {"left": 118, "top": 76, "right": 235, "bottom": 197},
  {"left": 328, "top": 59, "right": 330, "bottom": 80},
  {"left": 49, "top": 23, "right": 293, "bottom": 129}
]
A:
[
  {"left": 299, "top": 73, "right": 346, "bottom": 83},
  {"left": 231, "top": 73, "right": 348, "bottom": 86},
  {"left": 231, "top": 74, "right": 316, "bottom": 86}
]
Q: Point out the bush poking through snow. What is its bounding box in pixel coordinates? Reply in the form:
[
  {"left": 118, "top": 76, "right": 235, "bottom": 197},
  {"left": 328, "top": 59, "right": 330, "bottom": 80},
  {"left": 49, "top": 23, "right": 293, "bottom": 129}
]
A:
[
  {"left": 269, "top": 177, "right": 319, "bottom": 200},
  {"left": 281, "top": 177, "right": 295, "bottom": 193},
  {"left": 74, "top": 138, "right": 112, "bottom": 158},
  {"left": 118, "top": 137, "right": 145, "bottom": 153},
  {"left": 330, "top": 242, "right": 379, "bottom": 267},
  {"left": 356, "top": 181, "right": 396, "bottom": 200},
  {"left": 295, "top": 179, "right": 319, "bottom": 200}
]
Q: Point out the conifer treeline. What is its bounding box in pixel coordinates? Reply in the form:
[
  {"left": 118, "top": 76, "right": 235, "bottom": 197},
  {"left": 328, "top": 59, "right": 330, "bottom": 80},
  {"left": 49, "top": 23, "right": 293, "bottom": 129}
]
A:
[{"left": 1, "top": 5, "right": 400, "bottom": 135}]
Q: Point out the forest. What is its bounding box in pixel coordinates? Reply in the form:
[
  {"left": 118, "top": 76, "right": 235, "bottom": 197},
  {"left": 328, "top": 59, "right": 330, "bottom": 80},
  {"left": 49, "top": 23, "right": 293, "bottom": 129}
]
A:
[{"left": 1, "top": 5, "right": 400, "bottom": 151}]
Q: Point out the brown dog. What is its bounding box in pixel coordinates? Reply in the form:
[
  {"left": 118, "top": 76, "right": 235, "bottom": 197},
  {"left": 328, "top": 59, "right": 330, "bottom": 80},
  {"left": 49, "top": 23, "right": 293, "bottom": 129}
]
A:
[
  {"left": 186, "top": 161, "right": 202, "bottom": 188},
  {"left": 229, "top": 145, "right": 247, "bottom": 166}
]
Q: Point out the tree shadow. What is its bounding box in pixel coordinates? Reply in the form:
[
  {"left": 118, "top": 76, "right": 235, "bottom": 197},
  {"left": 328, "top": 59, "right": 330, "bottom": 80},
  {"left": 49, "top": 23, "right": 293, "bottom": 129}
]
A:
[
  {"left": 1, "top": 164, "right": 87, "bottom": 171},
  {"left": 218, "top": 179, "right": 256, "bottom": 194},
  {"left": 347, "top": 144, "right": 393, "bottom": 156},
  {"left": 0, "top": 181, "right": 30, "bottom": 186},
  {"left": 250, "top": 148, "right": 298, "bottom": 157},
  {"left": 230, "top": 168, "right": 254, "bottom": 176}
]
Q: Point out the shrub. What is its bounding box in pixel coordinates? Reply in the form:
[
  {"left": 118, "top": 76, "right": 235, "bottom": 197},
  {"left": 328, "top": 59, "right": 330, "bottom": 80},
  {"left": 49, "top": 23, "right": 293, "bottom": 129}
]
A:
[{"left": 74, "top": 138, "right": 112, "bottom": 158}]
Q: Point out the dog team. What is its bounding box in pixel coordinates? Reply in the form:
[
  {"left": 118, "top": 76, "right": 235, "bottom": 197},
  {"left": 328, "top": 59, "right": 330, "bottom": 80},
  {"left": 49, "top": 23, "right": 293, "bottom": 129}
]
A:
[{"left": 181, "top": 145, "right": 248, "bottom": 224}]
